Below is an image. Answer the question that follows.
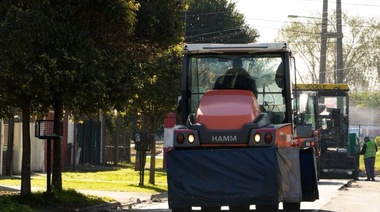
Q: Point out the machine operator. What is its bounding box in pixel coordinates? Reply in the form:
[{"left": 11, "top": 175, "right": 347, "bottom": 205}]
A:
[{"left": 213, "top": 58, "right": 258, "bottom": 98}]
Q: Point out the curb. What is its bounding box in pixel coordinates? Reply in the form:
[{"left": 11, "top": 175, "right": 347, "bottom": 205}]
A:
[
  {"left": 151, "top": 192, "right": 168, "bottom": 201},
  {"left": 78, "top": 193, "right": 167, "bottom": 212},
  {"left": 80, "top": 201, "right": 121, "bottom": 212},
  {"left": 338, "top": 179, "right": 354, "bottom": 190}
]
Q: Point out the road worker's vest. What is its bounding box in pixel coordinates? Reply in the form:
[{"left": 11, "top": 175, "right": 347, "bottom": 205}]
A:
[{"left": 364, "top": 141, "right": 376, "bottom": 159}]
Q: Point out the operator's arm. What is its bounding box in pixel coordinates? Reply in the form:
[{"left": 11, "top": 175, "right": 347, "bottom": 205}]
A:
[
  {"left": 250, "top": 78, "right": 258, "bottom": 99},
  {"left": 213, "top": 76, "right": 223, "bottom": 89},
  {"left": 359, "top": 143, "right": 367, "bottom": 155}
]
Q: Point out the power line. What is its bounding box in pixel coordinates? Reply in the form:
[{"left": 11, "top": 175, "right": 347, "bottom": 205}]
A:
[
  {"left": 240, "top": 1, "right": 380, "bottom": 28},
  {"left": 186, "top": 27, "right": 243, "bottom": 39},
  {"left": 293, "top": 0, "right": 380, "bottom": 8},
  {"left": 183, "top": 11, "right": 231, "bottom": 17}
]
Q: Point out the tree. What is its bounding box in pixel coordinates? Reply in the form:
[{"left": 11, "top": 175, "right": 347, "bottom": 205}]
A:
[
  {"left": 128, "top": 46, "right": 182, "bottom": 185},
  {"left": 0, "top": 0, "right": 183, "bottom": 193},
  {"left": 0, "top": 0, "right": 138, "bottom": 194},
  {"left": 184, "top": 0, "right": 259, "bottom": 43},
  {"left": 277, "top": 17, "right": 321, "bottom": 83},
  {"left": 126, "top": 0, "right": 260, "bottom": 185},
  {"left": 278, "top": 12, "right": 380, "bottom": 90},
  {"left": 350, "top": 92, "right": 380, "bottom": 108},
  {"left": 0, "top": 2, "right": 57, "bottom": 195},
  {"left": 117, "top": 0, "right": 184, "bottom": 185},
  {"left": 342, "top": 15, "right": 380, "bottom": 91},
  {"left": 134, "top": 0, "right": 184, "bottom": 50},
  {"left": 44, "top": 0, "right": 138, "bottom": 191}
]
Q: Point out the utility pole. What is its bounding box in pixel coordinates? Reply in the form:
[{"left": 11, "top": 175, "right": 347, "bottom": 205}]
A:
[
  {"left": 336, "top": 0, "right": 343, "bottom": 83},
  {"left": 319, "top": 0, "right": 328, "bottom": 84},
  {"left": 319, "top": 0, "right": 343, "bottom": 84}
]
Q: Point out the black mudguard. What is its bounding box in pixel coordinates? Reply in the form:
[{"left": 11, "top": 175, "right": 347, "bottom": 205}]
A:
[
  {"left": 166, "top": 147, "right": 279, "bottom": 208},
  {"left": 300, "top": 147, "right": 319, "bottom": 201}
]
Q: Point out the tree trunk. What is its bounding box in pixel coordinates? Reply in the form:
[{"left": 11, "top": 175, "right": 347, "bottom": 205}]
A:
[
  {"left": 5, "top": 108, "right": 15, "bottom": 176},
  {"left": 52, "top": 96, "right": 63, "bottom": 191},
  {"left": 125, "top": 131, "right": 131, "bottom": 163},
  {"left": 101, "top": 115, "right": 107, "bottom": 164},
  {"left": 20, "top": 96, "right": 32, "bottom": 196},
  {"left": 113, "top": 113, "right": 121, "bottom": 166},
  {"left": 148, "top": 133, "right": 156, "bottom": 185}
]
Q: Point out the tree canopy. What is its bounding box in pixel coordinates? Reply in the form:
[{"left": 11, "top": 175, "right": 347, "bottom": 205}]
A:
[
  {"left": 278, "top": 12, "right": 380, "bottom": 92},
  {"left": 0, "top": 0, "right": 183, "bottom": 194},
  {"left": 184, "top": 0, "right": 259, "bottom": 43},
  {"left": 121, "top": 0, "right": 260, "bottom": 184},
  {"left": 0, "top": 0, "right": 260, "bottom": 192}
]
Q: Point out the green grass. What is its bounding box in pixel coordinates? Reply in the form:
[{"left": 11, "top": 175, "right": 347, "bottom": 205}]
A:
[
  {"left": 0, "top": 189, "right": 109, "bottom": 212},
  {"left": 0, "top": 195, "right": 33, "bottom": 212},
  {"left": 0, "top": 158, "right": 167, "bottom": 193},
  {"left": 0, "top": 158, "right": 167, "bottom": 211},
  {"left": 359, "top": 154, "right": 380, "bottom": 173}
]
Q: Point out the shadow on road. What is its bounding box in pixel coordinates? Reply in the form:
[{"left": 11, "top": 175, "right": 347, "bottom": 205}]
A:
[
  {"left": 318, "top": 180, "right": 346, "bottom": 186},
  {"left": 130, "top": 209, "right": 337, "bottom": 212},
  {"left": 0, "top": 185, "right": 19, "bottom": 192}
]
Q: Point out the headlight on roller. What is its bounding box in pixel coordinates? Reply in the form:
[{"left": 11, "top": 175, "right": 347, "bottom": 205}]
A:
[
  {"left": 188, "top": 134, "right": 195, "bottom": 144},
  {"left": 173, "top": 128, "right": 200, "bottom": 148},
  {"left": 254, "top": 133, "right": 261, "bottom": 143}
]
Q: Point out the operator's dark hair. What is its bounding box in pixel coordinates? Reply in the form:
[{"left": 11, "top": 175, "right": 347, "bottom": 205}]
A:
[{"left": 232, "top": 58, "right": 243, "bottom": 68}]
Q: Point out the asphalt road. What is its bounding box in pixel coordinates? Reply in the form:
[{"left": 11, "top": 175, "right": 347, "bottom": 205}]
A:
[{"left": 129, "top": 179, "right": 350, "bottom": 211}]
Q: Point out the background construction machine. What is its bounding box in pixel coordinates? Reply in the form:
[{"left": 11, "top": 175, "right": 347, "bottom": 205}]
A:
[
  {"left": 166, "top": 43, "right": 319, "bottom": 212},
  {"left": 294, "top": 84, "right": 360, "bottom": 179}
]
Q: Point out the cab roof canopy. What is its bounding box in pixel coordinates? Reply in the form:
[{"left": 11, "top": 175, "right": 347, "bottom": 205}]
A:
[{"left": 183, "top": 43, "right": 290, "bottom": 54}]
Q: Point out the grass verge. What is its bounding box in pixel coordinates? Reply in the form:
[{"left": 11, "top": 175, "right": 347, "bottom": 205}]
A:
[
  {"left": 0, "top": 158, "right": 167, "bottom": 211},
  {"left": 0, "top": 189, "right": 109, "bottom": 212},
  {"left": 359, "top": 154, "right": 380, "bottom": 174},
  {"left": 0, "top": 159, "right": 167, "bottom": 193}
]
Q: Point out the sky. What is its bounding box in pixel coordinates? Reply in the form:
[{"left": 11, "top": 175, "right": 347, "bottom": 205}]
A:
[{"left": 234, "top": 0, "right": 380, "bottom": 42}]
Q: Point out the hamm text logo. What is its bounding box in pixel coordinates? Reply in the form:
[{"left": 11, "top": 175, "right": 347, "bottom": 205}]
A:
[{"left": 211, "top": 135, "right": 237, "bottom": 142}]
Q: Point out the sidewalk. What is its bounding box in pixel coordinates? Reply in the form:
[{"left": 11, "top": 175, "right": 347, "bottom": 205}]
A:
[
  {"left": 0, "top": 185, "right": 166, "bottom": 211},
  {"left": 320, "top": 177, "right": 380, "bottom": 212}
]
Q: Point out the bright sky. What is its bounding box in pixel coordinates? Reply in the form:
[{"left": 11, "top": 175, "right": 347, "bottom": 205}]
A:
[{"left": 234, "top": 0, "right": 380, "bottom": 42}]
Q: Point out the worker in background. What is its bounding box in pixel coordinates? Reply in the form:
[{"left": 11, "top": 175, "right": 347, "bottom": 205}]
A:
[
  {"left": 359, "top": 137, "right": 378, "bottom": 181},
  {"left": 213, "top": 58, "right": 258, "bottom": 98}
]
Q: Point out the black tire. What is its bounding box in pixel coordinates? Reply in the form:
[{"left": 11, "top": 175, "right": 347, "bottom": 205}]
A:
[
  {"left": 229, "top": 205, "right": 250, "bottom": 212},
  {"left": 352, "top": 169, "right": 359, "bottom": 180},
  {"left": 202, "top": 206, "right": 220, "bottom": 212},
  {"left": 283, "top": 202, "right": 301, "bottom": 211},
  {"left": 255, "top": 204, "right": 279, "bottom": 212},
  {"left": 171, "top": 206, "right": 192, "bottom": 212}
]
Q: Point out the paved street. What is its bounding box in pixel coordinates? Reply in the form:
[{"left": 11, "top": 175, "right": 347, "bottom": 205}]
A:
[
  {"left": 2, "top": 177, "right": 379, "bottom": 211},
  {"left": 129, "top": 179, "right": 351, "bottom": 211}
]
